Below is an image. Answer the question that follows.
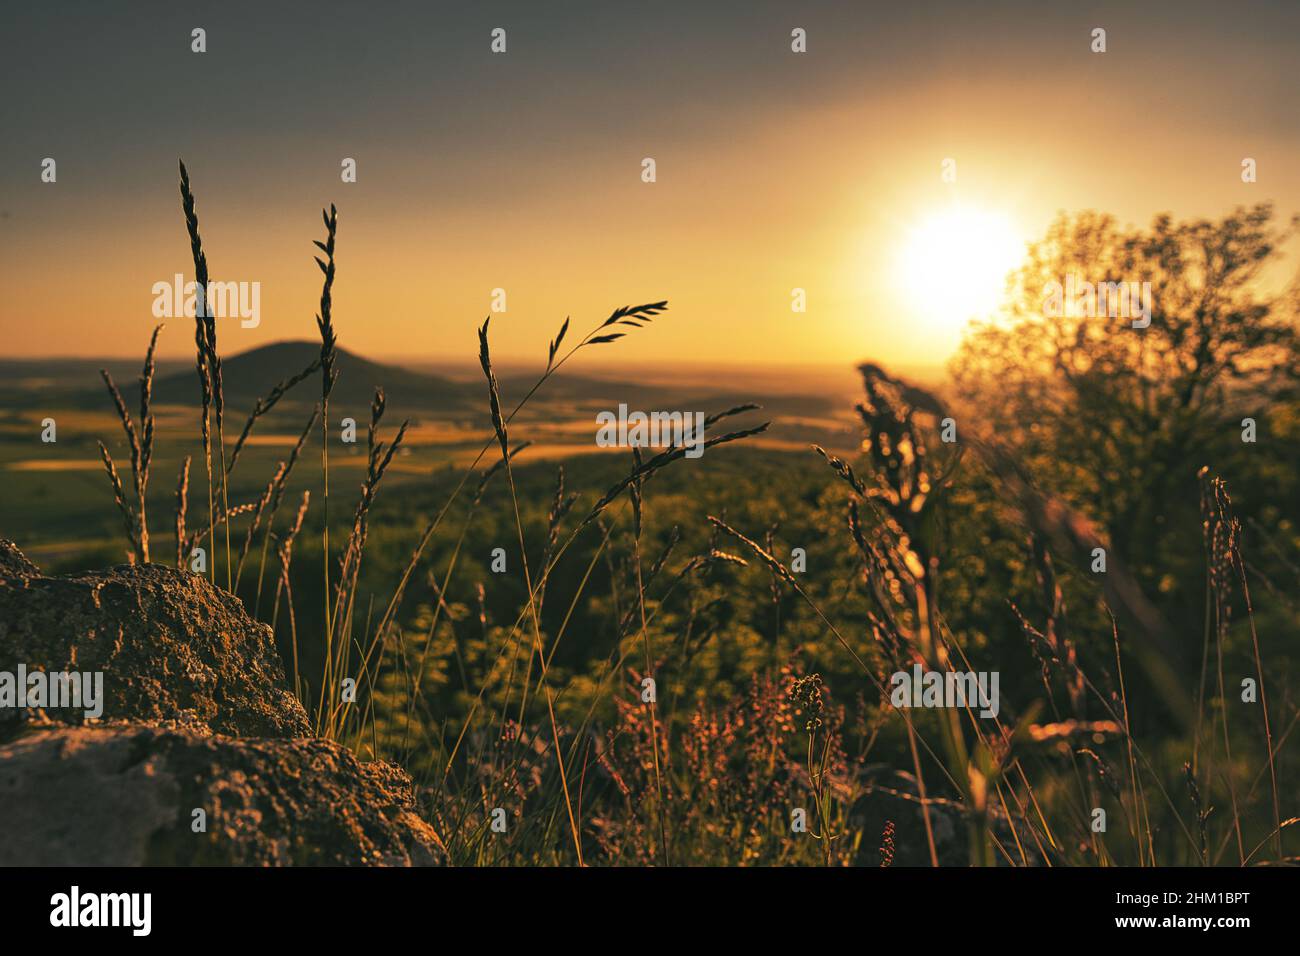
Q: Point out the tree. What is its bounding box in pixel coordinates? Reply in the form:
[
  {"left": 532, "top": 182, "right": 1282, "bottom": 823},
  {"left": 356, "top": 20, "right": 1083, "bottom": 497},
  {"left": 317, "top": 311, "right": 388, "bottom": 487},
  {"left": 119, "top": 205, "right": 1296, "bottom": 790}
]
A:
[{"left": 951, "top": 204, "right": 1299, "bottom": 590}]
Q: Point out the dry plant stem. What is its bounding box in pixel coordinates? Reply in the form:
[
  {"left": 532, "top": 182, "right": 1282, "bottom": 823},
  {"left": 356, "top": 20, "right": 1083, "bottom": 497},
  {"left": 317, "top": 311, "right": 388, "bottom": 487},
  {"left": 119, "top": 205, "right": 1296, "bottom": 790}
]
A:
[
  {"left": 806, "top": 731, "right": 833, "bottom": 866},
  {"left": 216, "top": 401, "right": 231, "bottom": 588},
  {"left": 815, "top": 374, "right": 986, "bottom": 860},
  {"left": 228, "top": 358, "right": 321, "bottom": 476},
  {"left": 180, "top": 163, "right": 229, "bottom": 586},
  {"left": 314, "top": 204, "right": 339, "bottom": 731},
  {"left": 183, "top": 502, "right": 256, "bottom": 554},
  {"left": 179, "top": 161, "right": 216, "bottom": 583},
  {"left": 97, "top": 324, "right": 163, "bottom": 564},
  {"left": 317, "top": 398, "right": 332, "bottom": 729},
  {"left": 937, "top": 624, "right": 1045, "bottom": 864},
  {"left": 629, "top": 454, "right": 670, "bottom": 865},
  {"left": 993, "top": 778, "right": 1031, "bottom": 866},
  {"left": 1242, "top": 818, "right": 1300, "bottom": 866},
  {"left": 254, "top": 405, "right": 319, "bottom": 618},
  {"left": 372, "top": 313, "right": 669, "bottom": 813},
  {"left": 478, "top": 317, "right": 585, "bottom": 866},
  {"left": 326, "top": 393, "right": 408, "bottom": 739},
  {"left": 509, "top": 421, "right": 771, "bottom": 726},
  {"left": 397, "top": 449, "right": 529, "bottom": 726},
  {"left": 206, "top": 347, "right": 230, "bottom": 587},
  {"left": 1235, "top": 552, "right": 1283, "bottom": 859},
  {"left": 332, "top": 392, "right": 407, "bottom": 637},
  {"left": 554, "top": 547, "right": 694, "bottom": 778},
  {"left": 475, "top": 462, "right": 714, "bottom": 855},
  {"left": 197, "top": 350, "right": 214, "bottom": 582},
  {"left": 363, "top": 305, "right": 668, "bottom": 675},
  {"left": 1074, "top": 667, "right": 1201, "bottom": 854},
  {"left": 916, "top": 580, "right": 983, "bottom": 864},
  {"left": 1214, "top": 586, "right": 1245, "bottom": 863},
  {"left": 432, "top": 511, "right": 622, "bottom": 814},
  {"left": 1016, "top": 587, "right": 1195, "bottom": 859},
  {"left": 939, "top": 625, "right": 1057, "bottom": 864},
  {"left": 399, "top": 475, "right": 503, "bottom": 746},
  {"left": 1109, "top": 610, "right": 1144, "bottom": 865},
  {"left": 174, "top": 455, "right": 190, "bottom": 568},
  {"left": 1213, "top": 709, "right": 1300, "bottom": 863},
  {"left": 512, "top": 467, "right": 574, "bottom": 725},
  {"left": 1195, "top": 557, "right": 1213, "bottom": 776},
  {"left": 492, "top": 426, "right": 773, "bottom": 810},
  {"left": 707, "top": 515, "right": 946, "bottom": 866},
  {"left": 234, "top": 463, "right": 285, "bottom": 590},
  {"left": 96, "top": 442, "right": 138, "bottom": 563},
  {"left": 135, "top": 323, "right": 163, "bottom": 562},
  {"left": 904, "top": 718, "right": 940, "bottom": 867},
  {"left": 273, "top": 491, "right": 310, "bottom": 697}
]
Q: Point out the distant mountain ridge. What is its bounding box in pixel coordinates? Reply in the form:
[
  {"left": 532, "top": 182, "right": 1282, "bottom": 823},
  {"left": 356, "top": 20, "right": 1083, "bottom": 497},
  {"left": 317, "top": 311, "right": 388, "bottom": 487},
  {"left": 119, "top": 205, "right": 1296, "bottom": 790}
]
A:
[
  {"left": 6, "top": 341, "right": 838, "bottom": 428},
  {"left": 143, "top": 342, "right": 832, "bottom": 419},
  {"left": 144, "top": 341, "right": 472, "bottom": 415}
]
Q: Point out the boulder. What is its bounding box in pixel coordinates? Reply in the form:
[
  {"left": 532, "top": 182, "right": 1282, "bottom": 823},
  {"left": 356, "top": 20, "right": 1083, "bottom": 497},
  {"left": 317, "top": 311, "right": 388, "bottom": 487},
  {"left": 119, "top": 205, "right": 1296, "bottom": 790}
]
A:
[
  {"left": 0, "top": 723, "right": 445, "bottom": 865},
  {"left": 0, "top": 539, "right": 445, "bottom": 866},
  {"left": 0, "top": 543, "right": 309, "bottom": 738}
]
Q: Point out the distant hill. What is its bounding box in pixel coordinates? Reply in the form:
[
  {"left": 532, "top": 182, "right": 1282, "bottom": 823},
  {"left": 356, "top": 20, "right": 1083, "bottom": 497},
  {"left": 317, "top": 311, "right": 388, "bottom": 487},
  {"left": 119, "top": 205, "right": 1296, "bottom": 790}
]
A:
[
  {"left": 4, "top": 343, "right": 841, "bottom": 434},
  {"left": 143, "top": 341, "right": 473, "bottom": 416}
]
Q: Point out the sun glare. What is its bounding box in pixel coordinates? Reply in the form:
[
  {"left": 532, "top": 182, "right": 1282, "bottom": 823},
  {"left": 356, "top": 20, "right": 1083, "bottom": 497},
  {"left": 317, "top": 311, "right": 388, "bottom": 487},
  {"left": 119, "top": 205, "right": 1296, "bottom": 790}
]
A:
[{"left": 897, "top": 204, "right": 1025, "bottom": 333}]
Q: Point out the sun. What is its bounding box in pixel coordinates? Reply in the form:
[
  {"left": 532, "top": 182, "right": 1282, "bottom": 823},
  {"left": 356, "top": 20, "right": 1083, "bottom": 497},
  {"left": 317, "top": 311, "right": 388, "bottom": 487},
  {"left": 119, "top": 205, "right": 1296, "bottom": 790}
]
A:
[{"left": 897, "top": 204, "right": 1025, "bottom": 333}]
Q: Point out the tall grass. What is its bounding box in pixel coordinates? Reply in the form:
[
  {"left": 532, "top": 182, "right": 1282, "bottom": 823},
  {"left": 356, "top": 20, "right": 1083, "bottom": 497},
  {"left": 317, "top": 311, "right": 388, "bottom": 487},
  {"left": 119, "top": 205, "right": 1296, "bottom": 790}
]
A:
[{"left": 95, "top": 323, "right": 162, "bottom": 564}]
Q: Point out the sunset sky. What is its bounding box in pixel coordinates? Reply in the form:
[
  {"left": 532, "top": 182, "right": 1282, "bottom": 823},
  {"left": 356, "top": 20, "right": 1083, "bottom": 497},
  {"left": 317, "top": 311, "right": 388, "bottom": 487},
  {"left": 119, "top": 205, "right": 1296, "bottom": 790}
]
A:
[{"left": 3, "top": 0, "right": 1298, "bottom": 370}]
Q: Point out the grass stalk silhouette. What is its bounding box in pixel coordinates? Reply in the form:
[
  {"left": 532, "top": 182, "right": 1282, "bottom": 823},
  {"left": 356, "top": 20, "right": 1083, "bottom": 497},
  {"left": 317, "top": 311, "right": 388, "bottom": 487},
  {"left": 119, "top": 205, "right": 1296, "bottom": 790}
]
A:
[
  {"left": 95, "top": 324, "right": 163, "bottom": 564},
  {"left": 179, "top": 161, "right": 217, "bottom": 583},
  {"left": 477, "top": 316, "right": 584, "bottom": 865},
  {"left": 313, "top": 204, "right": 339, "bottom": 731}
]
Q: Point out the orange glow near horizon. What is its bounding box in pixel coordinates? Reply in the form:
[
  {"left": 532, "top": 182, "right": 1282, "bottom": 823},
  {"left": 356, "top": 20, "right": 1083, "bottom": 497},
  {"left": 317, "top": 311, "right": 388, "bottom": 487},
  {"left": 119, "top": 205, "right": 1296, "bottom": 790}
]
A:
[{"left": 4, "top": 7, "right": 1299, "bottom": 373}]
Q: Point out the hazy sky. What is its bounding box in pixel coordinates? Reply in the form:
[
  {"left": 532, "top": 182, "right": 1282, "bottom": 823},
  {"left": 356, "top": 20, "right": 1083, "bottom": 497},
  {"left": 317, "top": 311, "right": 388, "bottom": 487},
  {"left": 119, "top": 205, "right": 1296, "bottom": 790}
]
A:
[{"left": 3, "top": 0, "right": 1298, "bottom": 369}]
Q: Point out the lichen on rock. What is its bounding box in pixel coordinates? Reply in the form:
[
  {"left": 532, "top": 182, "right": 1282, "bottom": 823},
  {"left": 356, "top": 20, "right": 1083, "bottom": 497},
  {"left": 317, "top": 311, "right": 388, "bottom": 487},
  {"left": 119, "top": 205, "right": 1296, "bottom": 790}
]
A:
[{"left": 0, "top": 542, "right": 310, "bottom": 738}]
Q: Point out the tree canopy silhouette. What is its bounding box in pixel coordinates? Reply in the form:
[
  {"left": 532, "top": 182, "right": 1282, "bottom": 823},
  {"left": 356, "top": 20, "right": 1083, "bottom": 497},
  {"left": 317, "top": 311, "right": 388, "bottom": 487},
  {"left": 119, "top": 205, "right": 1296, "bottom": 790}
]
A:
[{"left": 951, "top": 204, "right": 1300, "bottom": 591}]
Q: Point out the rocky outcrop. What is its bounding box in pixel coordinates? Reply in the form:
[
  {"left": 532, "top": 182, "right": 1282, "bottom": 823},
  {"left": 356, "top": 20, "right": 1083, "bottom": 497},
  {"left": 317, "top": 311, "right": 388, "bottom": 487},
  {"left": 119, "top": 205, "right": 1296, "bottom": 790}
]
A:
[
  {"left": 0, "top": 555, "right": 309, "bottom": 737},
  {"left": 0, "top": 541, "right": 445, "bottom": 866},
  {"left": 0, "top": 724, "right": 444, "bottom": 865}
]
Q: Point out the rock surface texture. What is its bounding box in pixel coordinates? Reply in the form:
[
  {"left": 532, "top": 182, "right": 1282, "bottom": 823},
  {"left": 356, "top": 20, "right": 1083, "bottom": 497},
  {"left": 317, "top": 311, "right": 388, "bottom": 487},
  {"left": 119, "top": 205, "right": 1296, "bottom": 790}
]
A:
[{"left": 0, "top": 541, "right": 444, "bottom": 866}]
